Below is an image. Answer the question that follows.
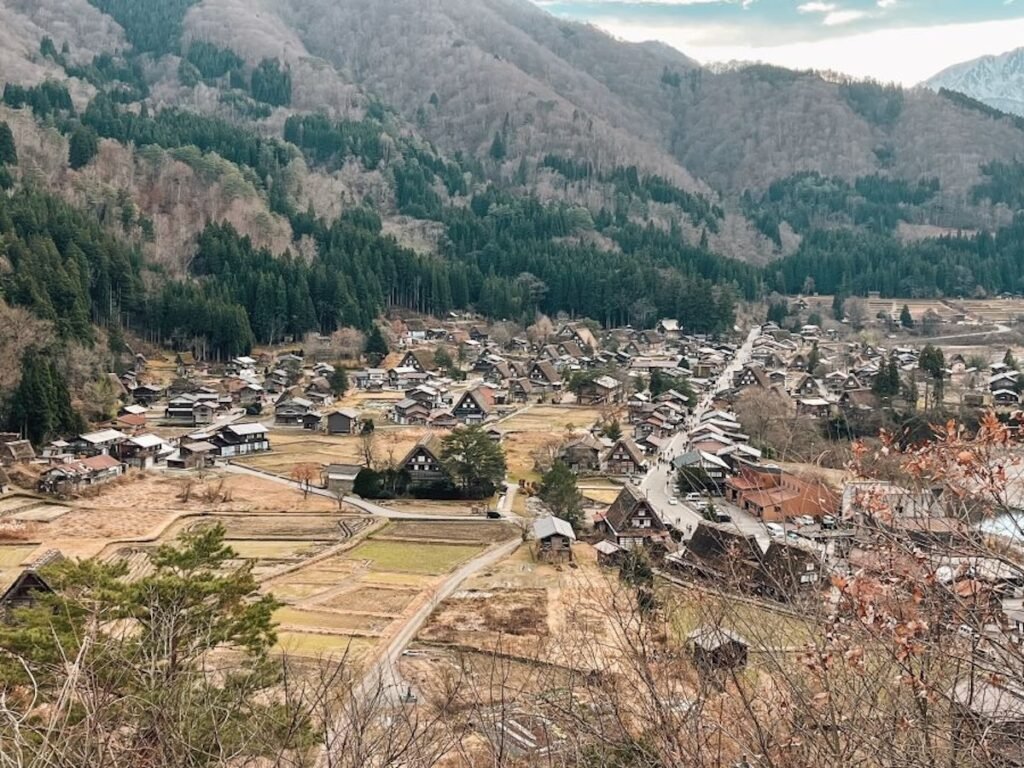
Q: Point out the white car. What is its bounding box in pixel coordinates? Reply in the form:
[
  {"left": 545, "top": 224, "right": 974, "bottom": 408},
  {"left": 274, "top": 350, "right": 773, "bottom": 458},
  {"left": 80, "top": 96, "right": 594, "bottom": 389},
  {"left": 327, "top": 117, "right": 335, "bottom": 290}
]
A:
[
  {"left": 793, "top": 515, "right": 815, "bottom": 528},
  {"left": 668, "top": 497, "right": 678, "bottom": 506},
  {"left": 684, "top": 492, "right": 702, "bottom": 502},
  {"left": 766, "top": 523, "right": 785, "bottom": 538}
]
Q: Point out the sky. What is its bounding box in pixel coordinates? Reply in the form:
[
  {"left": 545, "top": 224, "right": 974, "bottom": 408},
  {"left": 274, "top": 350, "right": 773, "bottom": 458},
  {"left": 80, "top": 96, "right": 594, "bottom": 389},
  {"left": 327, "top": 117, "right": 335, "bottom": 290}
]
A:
[{"left": 532, "top": 0, "right": 1024, "bottom": 85}]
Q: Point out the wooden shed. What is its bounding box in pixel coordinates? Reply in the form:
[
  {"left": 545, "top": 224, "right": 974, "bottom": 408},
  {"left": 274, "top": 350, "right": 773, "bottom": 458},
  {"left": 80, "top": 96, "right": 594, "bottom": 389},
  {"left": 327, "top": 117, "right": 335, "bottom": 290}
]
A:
[
  {"left": 533, "top": 516, "right": 576, "bottom": 563},
  {"left": 686, "top": 625, "right": 749, "bottom": 671}
]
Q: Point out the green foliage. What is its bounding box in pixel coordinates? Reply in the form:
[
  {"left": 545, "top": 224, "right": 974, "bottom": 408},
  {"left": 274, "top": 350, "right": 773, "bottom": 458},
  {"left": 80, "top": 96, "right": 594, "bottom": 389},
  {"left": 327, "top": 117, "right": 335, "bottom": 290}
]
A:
[
  {"left": 250, "top": 58, "right": 292, "bottom": 107},
  {"left": 900, "top": 304, "right": 914, "bottom": 328},
  {"left": 364, "top": 324, "right": 390, "bottom": 365},
  {"left": 972, "top": 160, "right": 1024, "bottom": 209},
  {"left": 0, "top": 524, "right": 298, "bottom": 764},
  {"left": 328, "top": 366, "right": 348, "bottom": 396},
  {"left": 648, "top": 369, "right": 694, "bottom": 402},
  {"left": 81, "top": 96, "right": 295, "bottom": 207},
  {"left": 185, "top": 40, "right": 244, "bottom": 82},
  {"left": 2, "top": 81, "right": 73, "bottom": 118},
  {"left": 1005, "top": 349, "right": 1018, "bottom": 371},
  {"left": 489, "top": 130, "right": 507, "bottom": 161},
  {"left": 539, "top": 460, "right": 584, "bottom": 531},
  {"left": 542, "top": 154, "right": 724, "bottom": 232},
  {"left": 3, "top": 351, "right": 85, "bottom": 445},
  {"left": 284, "top": 113, "right": 385, "bottom": 170},
  {"left": 766, "top": 298, "right": 789, "bottom": 325},
  {"left": 839, "top": 80, "right": 904, "bottom": 126},
  {"left": 440, "top": 425, "right": 507, "bottom": 494},
  {"left": 660, "top": 67, "right": 681, "bottom": 88},
  {"left": 872, "top": 352, "right": 902, "bottom": 399},
  {"left": 807, "top": 342, "right": 821, "bottom": 373},
  {"left": 64, "top": 51, "right": 149, "bottom": 103},
  {"left": 68, "top": 125, "right": 99, "bottom": 169},
  {"left": 603, "top": 418, "right": 622, "bottom": 441},
  {"left": 0, "top": 121, "right": 16, "bottom": 165},
  {"left": 770, "top": 222, "right": 1024, "bottom": 298},
  {"left": 85, "top": 0, "right": 200, "bottom": 56},
  {"left": 0, "top": 187, "right": 142, "bottom": 341},
  {"left": 218, "top": 90, "right": 273, "bottom": 120},
  {"left": 39, "top": 36, "right": 59, "bottom": 60},
  {"left": 832, "top": 292, "right": 846, "bottom": 321},
  {"left": 676, "top": 466, "right": 717, "bottom": 495},
  {"left": 742, "top": 171, "right": 938, "bottom": 245}
]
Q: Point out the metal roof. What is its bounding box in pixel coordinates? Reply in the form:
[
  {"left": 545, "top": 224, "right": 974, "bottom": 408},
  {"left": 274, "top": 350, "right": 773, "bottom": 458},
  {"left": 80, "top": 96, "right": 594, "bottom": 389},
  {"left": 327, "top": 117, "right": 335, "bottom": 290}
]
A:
[{"left": 533, "top": 516, "right": 576, "bottom": 541}]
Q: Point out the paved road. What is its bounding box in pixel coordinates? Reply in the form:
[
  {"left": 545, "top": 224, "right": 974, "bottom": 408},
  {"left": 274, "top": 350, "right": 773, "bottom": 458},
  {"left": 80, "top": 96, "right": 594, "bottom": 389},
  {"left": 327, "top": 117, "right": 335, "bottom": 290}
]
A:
[{"left": 640, "top": 326, "right": 761, "bottom": 540}]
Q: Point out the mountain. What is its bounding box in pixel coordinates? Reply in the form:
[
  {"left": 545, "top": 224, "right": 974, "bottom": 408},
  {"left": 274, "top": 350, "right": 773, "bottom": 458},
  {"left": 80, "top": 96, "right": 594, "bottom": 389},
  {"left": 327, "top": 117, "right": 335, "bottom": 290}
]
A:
[
  {"left": 1, "top": 0, "right": 1024, "bottom": 358},
  {"left": 926, "top": 47, "right": 1024, "bottom": 118}
]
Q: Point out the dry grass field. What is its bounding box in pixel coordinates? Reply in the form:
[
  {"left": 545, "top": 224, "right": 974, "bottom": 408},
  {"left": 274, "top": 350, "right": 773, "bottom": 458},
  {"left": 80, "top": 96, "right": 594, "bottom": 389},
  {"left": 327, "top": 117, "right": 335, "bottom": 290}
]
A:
[
  {"left": 238, "top": 429, "right": 427, "bottom": 478},
  {"left": 379, "top": 520, "right": 517, "bottom": 544},
  {"left": 0, "top": 545, "right": 39, "bottom": 568},
  {"left": 346, "top": 539, "right": 483, "bottom": 575},
  {"left": 500, "top": 405, "right": 607, "bottom": 432}
]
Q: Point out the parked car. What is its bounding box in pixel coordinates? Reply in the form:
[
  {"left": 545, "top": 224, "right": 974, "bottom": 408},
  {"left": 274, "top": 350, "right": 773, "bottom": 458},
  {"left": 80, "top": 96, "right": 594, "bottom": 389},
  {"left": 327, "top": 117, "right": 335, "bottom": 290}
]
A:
[
  {"left": 792, "top": 515, "right": 815, "bottom": 528},
  {"left": 668, "top": 497, "right": 678, "bottom": 506},
  {"left": 766, "top": 523, "right": 785, "bottom": 538},
  {"left": 684, "top": 492, "right": 702, "bottom": 502},
  {"left": 703, "top": 508, "right": 732, "bottom": 524},
  {"left": 821, "top": 514, "right": 838, "bottom": 530},
  {"left": 486, "top": 509, "right": 502, "bottom": 519}
]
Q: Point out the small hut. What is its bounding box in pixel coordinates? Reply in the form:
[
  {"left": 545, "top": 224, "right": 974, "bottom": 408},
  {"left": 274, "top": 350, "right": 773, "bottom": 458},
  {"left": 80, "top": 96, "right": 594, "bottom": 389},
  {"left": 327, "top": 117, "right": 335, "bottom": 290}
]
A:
[
  {"left": 533, "top": 516, "right": 576, "bottom": 563},
  {"left": 686, "top": 625, "right": 749, "bottom": 671}
]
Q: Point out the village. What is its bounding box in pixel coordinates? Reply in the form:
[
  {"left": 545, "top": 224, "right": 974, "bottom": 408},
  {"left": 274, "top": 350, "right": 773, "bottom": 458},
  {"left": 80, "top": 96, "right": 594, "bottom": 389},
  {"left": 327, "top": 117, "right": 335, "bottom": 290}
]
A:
[{"left": 4, "top": 297, "right": 1024, "bottom": 763}]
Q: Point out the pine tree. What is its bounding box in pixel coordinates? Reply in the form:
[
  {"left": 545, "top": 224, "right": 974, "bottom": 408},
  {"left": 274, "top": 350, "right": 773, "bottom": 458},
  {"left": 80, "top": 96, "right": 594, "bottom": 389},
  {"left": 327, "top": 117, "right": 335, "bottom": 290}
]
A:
[
  {"left": 808, "top": 343, "right": 821, "bottom": 373},
  {"left": 364, "top": 324, "right": 389, "bottom": 365},
  {"left": 0, "top": 120, "right": 17, "bottom": 165},
  {"left": 68, "top": 126, "right": 99, "bottom": 170},
  {"left": 539, "top": 461, "right": 584, "bottom": 531},
  {"left": 900, "top": 304, "right": 914, "bottom": 328},
  {"left": 489, "top": 131, "right": 507, "bottom": 161},
  {"left": 328, "top": 366, "right": 348, "bottom": 397},
  {"left": 1005, "top": 348, "right": 1018, "bottom": 371}
]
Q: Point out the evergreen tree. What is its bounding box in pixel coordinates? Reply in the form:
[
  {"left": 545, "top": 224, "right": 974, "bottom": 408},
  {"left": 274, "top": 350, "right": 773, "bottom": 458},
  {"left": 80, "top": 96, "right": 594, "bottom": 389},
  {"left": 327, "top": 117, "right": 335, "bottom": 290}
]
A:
[
  {"left": 539, "top": 460, "right": 584, "bottom": 531},
  {"left": 807, "top": 343, "right": 821, "bottom": 373},
  {"left": 364, "top": 324, "right": 389, "bottom": 365},
  {"left": 832, "top": 292, "right": 846, "bottom": 321},
  {"left": 1005, "top": 349, "right": 1018, "bottom": 371},
  {"left": 489, "top": 130, "right": 507, "bottom": 161},
  {"left": 900, "top": 304, "right": 914, "bottom": 328},
  {"left": 4, "top": 352, "right": 84, "bottom": 445},
  {"left": 919, "top": 344, "right": 947, "bottom": 408},
  {"left": 68, "top": 125, "right": 99, "bottom": 170},
  {"left": 328, "top": 366, "right": 348, "bottom": 397},
  {"left": 250, "top": 58, "right": 292, "bottom": 106},
  {"left": 0, "top": 120, "right": 16, "bottom": 165},
  {"left": 439, "top": 426, "right": 507, "bottom": 495},
  {"left": 0, "top": 525, "right": 296, "bottom": 762}
]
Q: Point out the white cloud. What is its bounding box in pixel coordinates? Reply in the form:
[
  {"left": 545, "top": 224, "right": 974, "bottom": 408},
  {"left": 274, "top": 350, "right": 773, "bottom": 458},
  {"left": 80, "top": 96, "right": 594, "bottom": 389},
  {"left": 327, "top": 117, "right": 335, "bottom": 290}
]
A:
[
  {"left": 797, "top": 2, "right": 837, "bottom": 12},
  {"left": 590, "top": 16, "right": 1024, "bottom": 85},
  {"left": 877, "top": 0, "right": 897, "bottom": 7},
  {"left": 823, "top": 9, "right": 867, "bottom": 25}
]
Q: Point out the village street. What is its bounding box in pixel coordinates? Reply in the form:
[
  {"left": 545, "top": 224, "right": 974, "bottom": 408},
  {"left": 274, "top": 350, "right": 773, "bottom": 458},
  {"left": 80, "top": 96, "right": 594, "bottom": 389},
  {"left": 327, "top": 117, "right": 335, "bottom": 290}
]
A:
[{"left": 640, "top": 326, "right": 761, "bottom": 540}]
